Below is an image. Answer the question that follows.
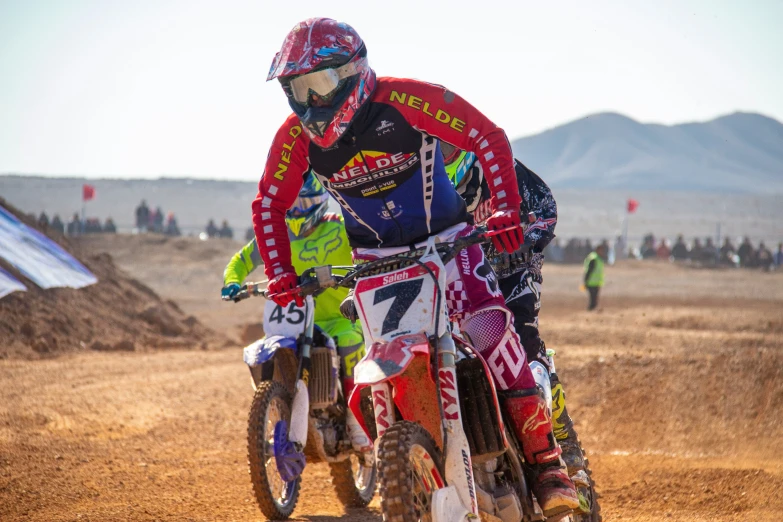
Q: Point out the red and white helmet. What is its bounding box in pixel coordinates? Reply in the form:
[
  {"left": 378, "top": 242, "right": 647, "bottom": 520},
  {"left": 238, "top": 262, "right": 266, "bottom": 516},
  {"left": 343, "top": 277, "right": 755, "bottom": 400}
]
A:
[{"left": 268, "top": 18, "right": 376, "bottom": 148}]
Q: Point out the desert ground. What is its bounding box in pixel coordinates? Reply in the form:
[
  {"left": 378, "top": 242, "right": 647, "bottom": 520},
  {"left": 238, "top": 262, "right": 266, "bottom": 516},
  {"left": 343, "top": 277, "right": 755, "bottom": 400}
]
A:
[{"left": 2, "top": 234, "right": 782, "bottom": 521}]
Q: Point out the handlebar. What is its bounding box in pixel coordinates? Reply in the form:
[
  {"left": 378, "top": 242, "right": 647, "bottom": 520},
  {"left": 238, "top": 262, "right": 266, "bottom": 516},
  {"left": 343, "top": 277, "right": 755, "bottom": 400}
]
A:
[
  {"left": 265, "top": 221, "right": 529, "bottom": 302},
  {"left": 224, "top": 218, "right": 531, "bottom": 304},
  {"left": 226, "top": 280, "right": 267, "bottom": 302}
]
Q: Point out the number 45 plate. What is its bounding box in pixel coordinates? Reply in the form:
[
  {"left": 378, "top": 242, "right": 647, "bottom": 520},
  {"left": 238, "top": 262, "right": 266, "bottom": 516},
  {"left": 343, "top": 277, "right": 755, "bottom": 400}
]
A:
[{"left": 263, "top": 296, "right": 313, "bottom": 339}]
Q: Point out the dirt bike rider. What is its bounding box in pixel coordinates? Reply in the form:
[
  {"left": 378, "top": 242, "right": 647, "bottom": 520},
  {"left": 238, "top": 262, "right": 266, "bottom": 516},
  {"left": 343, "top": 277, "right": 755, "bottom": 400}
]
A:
[
  {"left": 443, "top": 142, "right": 585, "bottom": 477},
  {"left": 222, "top": 173, "right": 372, "bottom": 460},
  {"left": 252, "top": 17, "right": 579, "bottom": 515}
]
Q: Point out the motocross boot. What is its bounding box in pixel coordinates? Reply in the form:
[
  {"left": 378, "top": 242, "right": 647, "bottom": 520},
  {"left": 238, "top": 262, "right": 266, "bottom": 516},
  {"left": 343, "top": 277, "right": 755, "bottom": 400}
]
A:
[
  {"left": 503, "top": 389, "right": 580, "bottom": 517},
  {"left": 521, "top": 321, "right": 585, "bottom": 477},
  {"left": 550, "top": 372, "right": 585, "bottom": 476}
]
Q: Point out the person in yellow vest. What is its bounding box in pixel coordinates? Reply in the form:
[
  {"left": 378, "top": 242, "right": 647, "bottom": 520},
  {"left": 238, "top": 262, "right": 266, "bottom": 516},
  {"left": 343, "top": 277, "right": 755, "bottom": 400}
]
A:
[{"left": 583, "top": 243, "right": 608, "bottom": 311}]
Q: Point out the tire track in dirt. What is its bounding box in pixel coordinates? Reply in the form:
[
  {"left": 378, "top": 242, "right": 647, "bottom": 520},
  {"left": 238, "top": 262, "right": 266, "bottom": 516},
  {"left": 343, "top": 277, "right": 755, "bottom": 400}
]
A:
[{"left": 3, "top": 243, "right": 782, "bottom": 521}]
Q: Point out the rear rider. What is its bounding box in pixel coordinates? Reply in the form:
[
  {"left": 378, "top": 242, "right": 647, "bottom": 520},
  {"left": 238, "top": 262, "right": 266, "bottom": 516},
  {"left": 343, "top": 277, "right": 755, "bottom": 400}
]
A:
[
  {"left": 222, "top": 174, "right": 372, "bottom": 459},
  {"left": 251, "top": 18, "right": 579, "bottom": 515},
  {"left": 443, "top": 142, "right": 586, "bottom": 475}
]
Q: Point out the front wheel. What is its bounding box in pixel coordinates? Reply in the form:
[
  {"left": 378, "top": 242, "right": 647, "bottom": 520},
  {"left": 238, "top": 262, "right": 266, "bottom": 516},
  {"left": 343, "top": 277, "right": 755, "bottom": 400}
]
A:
[
  {"left": 377, "top": 421, "right": 445, "bottom": 522},
  {"left": 329, "top": 453, "right": 377, "bottom": 508},
  {"left": 247, "top": 381, "right": 300, "bottom": 520}
]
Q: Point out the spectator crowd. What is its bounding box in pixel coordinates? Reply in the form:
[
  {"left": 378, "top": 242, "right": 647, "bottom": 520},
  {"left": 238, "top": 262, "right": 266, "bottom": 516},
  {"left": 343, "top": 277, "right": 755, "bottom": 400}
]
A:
[
  {"left": 36, "top": 212, "right": 117, "bottom": 236},
  {"left": 134, "top": 200, "right": 181, "bottom": 236},
  {"left": 543, "top": 232, "right": 783, "bottom": 271},
  {"left": 31, "top": 201, "right": 238, "bottom": 241},
  {"left": 135, "top": 200, "right": 235, "bottom": 239},
  {"left": 32, "top": 201, "right": 782, "bottom": 270},
  {"left": 204, "top": 218, "right": 234, "bottom": 239},
  {"left": 543, "top": 238, "right": 611, "bottom": 265}
]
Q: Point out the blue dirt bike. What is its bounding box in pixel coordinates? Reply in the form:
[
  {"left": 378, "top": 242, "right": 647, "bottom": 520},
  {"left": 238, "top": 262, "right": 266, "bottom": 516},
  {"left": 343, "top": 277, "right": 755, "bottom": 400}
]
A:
[{"left": 229, "top": 283, "right": 376, "bottom": 520}]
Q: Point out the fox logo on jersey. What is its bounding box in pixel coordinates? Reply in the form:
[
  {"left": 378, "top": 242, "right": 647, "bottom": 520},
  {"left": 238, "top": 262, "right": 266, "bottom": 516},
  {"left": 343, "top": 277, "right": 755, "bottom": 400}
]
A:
[
  {"left": 474, "top": 258, "right": 501, "bottom": 297},
  {"left": 299, "top": 227, "right": 343, "bottom": 264}
]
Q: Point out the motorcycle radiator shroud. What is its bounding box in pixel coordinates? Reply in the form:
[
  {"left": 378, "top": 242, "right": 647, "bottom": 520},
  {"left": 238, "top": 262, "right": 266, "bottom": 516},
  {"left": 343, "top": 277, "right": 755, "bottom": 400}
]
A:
[{"left": 456, "top": 356, "right": 506, "bottom": 463}]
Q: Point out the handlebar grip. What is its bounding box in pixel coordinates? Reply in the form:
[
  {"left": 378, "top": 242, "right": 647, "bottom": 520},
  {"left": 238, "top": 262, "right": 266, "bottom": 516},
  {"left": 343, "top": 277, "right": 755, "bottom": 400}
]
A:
[{"left": 230, "top": 289, "right": 251, "bottom": 302}]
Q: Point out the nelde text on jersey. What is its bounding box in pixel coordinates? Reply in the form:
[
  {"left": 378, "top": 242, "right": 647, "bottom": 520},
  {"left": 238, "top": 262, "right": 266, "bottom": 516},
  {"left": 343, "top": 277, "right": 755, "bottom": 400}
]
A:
[{"left": 252, "top": 77, "right": 522, "bottom": 279}]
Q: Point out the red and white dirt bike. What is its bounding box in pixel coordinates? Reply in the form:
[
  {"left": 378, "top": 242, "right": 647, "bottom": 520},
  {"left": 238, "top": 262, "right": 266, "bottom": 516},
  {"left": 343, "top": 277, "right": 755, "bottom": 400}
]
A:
[{"left": 274, "top": 225, "right": 599, "bottom": 522}]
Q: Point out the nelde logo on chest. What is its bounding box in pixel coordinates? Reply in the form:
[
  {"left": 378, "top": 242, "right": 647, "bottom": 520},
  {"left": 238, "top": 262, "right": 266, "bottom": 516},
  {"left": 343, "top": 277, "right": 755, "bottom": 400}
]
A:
[
  {"left": 335, "top": 150, "right": 414, "bottom": 181},
  {"left": 388, "top": 91, "right": 466, "bottom": 133}
]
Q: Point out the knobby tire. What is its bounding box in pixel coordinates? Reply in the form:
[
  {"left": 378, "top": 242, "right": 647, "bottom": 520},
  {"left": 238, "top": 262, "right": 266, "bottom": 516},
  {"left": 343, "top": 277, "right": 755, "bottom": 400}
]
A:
[{"left": 247, "top": 381, "right": 300, "bottom": 520}]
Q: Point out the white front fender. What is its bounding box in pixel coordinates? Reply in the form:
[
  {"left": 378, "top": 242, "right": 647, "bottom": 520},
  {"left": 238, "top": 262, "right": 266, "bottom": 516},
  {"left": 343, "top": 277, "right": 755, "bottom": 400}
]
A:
[{"left": 432, "top": 486, "right": 475, "bottom": 522}]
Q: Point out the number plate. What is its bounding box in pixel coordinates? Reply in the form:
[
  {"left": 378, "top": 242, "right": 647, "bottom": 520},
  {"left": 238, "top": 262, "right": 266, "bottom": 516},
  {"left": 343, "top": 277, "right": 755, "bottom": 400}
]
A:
[
  {"left": 263, "top": 296, "right": 313, "bottom": 339},
  {"left": 354, "top": 254, "right": 447, "bottom": 343}
]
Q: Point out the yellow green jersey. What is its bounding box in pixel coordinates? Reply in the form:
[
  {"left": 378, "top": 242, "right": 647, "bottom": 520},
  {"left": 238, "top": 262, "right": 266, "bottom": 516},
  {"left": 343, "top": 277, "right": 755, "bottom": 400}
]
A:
[{"left": 223, "top": 213, "right": 353, "bottom": 324}]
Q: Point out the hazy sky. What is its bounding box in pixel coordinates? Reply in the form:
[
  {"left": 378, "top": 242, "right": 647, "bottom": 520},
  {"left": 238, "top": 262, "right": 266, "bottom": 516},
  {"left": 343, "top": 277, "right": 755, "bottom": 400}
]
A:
[{"left": 1, "top": 0, "right": 781, "bottom": 180}]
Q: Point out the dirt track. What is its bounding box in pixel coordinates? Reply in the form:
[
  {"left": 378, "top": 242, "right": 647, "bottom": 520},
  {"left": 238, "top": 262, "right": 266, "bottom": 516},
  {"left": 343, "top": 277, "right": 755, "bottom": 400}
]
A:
[{"left": 2, "top": 236, "right": 782, "bottom": 521}]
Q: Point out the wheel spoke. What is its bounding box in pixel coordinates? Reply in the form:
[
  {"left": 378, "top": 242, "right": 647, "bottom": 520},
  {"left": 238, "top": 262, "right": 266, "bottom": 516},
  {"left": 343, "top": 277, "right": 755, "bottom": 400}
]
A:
[{"left": 409, "top": 461, "right": 433, "bottom": 519}]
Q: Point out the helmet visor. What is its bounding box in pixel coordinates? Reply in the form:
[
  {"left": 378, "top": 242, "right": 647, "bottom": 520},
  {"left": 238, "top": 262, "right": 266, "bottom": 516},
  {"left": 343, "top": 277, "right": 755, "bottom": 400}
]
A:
[
  {"left": 288, "top": 193, "right": 329, "bottom": 216},
  {"left": 285, "top": 59, "right": 365, "bottom": 104}
]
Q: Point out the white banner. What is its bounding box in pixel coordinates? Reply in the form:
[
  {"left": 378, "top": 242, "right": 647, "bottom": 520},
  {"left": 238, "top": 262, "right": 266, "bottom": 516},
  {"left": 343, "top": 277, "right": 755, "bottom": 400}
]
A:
[
  {"left": 0, "top": 205, "right": 97, "bottom": 289},
  {"left": 0, "top": 267, "right": 26, "bottom": 299}
]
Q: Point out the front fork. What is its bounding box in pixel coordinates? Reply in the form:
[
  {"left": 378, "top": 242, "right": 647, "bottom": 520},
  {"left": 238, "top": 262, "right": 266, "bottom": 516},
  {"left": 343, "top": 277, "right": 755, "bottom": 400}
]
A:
[
  {"left": 368, "top": 334, "right": 480, "bottom": 521},
  {"left": 434, "top": 333, "right": 480, "bottom": 519}
]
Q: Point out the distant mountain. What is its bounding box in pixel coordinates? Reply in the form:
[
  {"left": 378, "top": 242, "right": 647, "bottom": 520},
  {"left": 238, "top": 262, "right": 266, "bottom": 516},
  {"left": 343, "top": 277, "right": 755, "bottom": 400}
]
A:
[{"left": 511, "top": 112, "right": 783, "bottom": 192}]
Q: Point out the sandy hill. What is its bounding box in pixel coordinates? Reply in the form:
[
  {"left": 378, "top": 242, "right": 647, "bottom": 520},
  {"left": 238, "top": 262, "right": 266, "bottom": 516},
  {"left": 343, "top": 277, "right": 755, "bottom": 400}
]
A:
[
  {"left": 512, "top": 112, "right": 783, "bottom": 192},
  {"left": 75, "top": 233, "right": 265, "bottom": 338},
  {"left": 0, "top": 198, "right": 219, "bottom": 359}
]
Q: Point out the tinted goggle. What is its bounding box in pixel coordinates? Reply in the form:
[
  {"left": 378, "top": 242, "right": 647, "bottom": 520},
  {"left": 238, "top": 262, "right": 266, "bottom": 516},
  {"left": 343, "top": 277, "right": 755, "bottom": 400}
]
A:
[{"left": 283, "top": 59, "right": 364, "bottom": 104}]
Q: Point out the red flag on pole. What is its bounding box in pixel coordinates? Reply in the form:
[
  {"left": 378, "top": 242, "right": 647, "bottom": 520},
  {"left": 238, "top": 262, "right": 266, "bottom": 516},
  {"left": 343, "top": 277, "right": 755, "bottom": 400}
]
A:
[
  {"left": 83, "top": 184, "right": 96, "bottom": 201},
  {"left": 627, "top": 198, "right": 639, "bottom": 214}
]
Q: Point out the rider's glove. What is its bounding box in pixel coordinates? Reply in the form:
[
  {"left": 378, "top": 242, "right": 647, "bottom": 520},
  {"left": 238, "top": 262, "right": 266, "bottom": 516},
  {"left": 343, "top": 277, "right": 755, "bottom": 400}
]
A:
[
  {"left": 267, "top": 271, "right": 303, "bottom": 307},
  {"left": 340, "top": 289, "right": 359, "bottom": 323},
  {"left": 221, "top": 283, "right": 241, "bottom": 301},
  {"left": 525, "top": 252, "right": 545, "bottom": 284},
  {"left": 486, "top": 209, "right": 524, "bottom": 254}
]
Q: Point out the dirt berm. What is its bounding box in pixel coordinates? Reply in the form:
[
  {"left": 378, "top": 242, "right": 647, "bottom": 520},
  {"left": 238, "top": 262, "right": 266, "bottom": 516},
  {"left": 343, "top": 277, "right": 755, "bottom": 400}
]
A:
[
  {"left": 0, "top": 198, "right": 218, "bottom": 359},
  {"left": 2, "top": 210, "right": 783, "bottom": 521}
]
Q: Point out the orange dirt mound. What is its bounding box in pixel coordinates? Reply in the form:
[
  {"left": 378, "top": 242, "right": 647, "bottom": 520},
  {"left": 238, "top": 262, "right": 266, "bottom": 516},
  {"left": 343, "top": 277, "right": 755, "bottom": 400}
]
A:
[{"left": 0, "top": 198, "right": 217, "bottom": 359}]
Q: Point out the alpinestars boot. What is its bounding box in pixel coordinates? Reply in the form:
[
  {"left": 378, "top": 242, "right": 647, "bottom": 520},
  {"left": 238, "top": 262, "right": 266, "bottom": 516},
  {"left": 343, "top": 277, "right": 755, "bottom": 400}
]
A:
[
  {"left": 503, "top": 390, "right": 580, "bottom": 517},
  {"left": 550, "top": 372, "right": 585, "bottom": 475}
]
